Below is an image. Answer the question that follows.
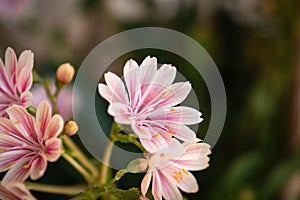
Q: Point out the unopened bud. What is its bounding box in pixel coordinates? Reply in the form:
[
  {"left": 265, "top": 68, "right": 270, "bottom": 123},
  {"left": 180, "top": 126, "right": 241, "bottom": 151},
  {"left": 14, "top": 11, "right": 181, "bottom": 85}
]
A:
[
  {"left": 56, "top": 63, "right": 75, "bottom": 84},
  {"left": 64, "top": 120, "right": 78, "bottom": 136}
]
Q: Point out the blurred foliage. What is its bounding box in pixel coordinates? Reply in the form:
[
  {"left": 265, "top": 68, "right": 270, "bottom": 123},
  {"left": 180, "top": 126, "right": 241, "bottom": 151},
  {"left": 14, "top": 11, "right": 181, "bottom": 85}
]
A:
[{"left": 1, "top": 0, "right": 300, "bottom": 199}]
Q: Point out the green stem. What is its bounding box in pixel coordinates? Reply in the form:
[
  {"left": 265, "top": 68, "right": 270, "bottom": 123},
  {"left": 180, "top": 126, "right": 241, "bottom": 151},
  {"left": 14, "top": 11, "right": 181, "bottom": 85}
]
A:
[
  {"left": 62, "top": 153, "right": 94, "bottom": 184},
  {"left": 63, "top": 136, "right": 98, "bottom": 178},
  {"left": 98, "top": 137, "right": 115, "bottom": 185},
  {"left": 25, "top": 182, "right": 86, "bottom": 195},
  {"left": 43, "top": 79, "right": 59, "bottom": 114}
]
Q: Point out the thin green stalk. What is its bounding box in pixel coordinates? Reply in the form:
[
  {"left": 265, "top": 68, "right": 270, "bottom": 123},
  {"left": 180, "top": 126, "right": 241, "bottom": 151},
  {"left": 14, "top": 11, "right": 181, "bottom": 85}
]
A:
[
  {"left": 62, "top": 153, "right": 94, "bottom": 184},
  {"left": 63, "top": 136, "right": 98, "bottom": 178},
  {"left": 25, "top": 182, "right": 86, "bottom": 195},
  {"left": 98, "top": 137, "right": 115, "bottom": 185}
]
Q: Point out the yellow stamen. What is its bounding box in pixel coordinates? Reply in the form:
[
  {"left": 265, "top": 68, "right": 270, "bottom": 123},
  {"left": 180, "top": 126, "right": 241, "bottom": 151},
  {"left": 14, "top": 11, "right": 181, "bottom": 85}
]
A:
[
  {"left": 168, "top": 129, "right": 174, "bottom": 133},
  {"left": 175, "top": 171, "right": 183, "bottom": 179},
  {"left": 23, "top": 164, "right": 30, "bottom": 169},
  {"left": 14, "top": 121, "right": 21, "bottom": 125},
  {"left": 153, "top": 133, "right": 160, "bottom": 138},
  {"left": 44, "top": 135, "right": 49, "bottom": 140},
  {"left": 36, "top": 122, "right": 42, "bottom": 126},
  {"left": 0, "top": 147, "right": 7, "bottom": 151},
  {"left": 170, "top": 108, "right": 176, "bottom": 112},
  {"left": 173, "top": 175, "right": 181, "bottom": 183},
  {"left": 9, "top": 161, "right": 15, "bottom": 166},
  {"left": 182, "top": 168, "right": 188, "bottom": 175},
  {"left": 4, "top": 130, "right": 10, "bottom": 134}
]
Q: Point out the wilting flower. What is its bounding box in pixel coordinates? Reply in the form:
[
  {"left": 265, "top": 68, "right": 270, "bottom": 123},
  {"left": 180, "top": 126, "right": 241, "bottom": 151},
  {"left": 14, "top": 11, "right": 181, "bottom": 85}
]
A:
[
  {"left": 138, "top": 140, "right": 211, "bottom": 200},
  {"left": 98, "top": 56, "right": 202, "bottom": 152},
  {"left": 0, "top": 100, "right": 64, "bottom": 183},
  {"left": 0, "top": 47, "right": 34, "bottom": 117},
  {"left": 0, "top": 181, "right": 36, "bottom": 200}
]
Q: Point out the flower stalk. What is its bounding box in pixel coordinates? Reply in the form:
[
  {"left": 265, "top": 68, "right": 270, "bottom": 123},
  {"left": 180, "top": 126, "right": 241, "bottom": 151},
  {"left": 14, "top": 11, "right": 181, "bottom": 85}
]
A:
[
  {"left": 25, "top": 182, "right": 86, "bottom": 195},
  {"left": 62, "top": 153, "right": 94, "bottom": 184}
]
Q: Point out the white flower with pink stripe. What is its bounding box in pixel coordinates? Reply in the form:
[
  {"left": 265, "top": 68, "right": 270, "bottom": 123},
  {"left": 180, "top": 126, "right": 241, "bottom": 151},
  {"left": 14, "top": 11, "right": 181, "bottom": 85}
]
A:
[
  {"left": 98, "top": 56, "right": 203, "bottom": 153},
  {"left": 0, "top": 47, "right": 34, "bottom": 117},
  {"left": 140, "top": 140, "right": 211, "bottom": 200},
  {"left": 0, "top": 100, "right": 63, "bottom": 183}
]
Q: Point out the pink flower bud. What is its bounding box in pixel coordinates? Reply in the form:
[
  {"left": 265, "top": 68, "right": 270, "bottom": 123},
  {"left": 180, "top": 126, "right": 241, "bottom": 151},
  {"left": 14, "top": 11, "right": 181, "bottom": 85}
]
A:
[
  {"left": 56, "top": 63, "right": 75, "bottom": 84},
  {"left": 64, "top": 120, "right": 78, "bottom": 136}
]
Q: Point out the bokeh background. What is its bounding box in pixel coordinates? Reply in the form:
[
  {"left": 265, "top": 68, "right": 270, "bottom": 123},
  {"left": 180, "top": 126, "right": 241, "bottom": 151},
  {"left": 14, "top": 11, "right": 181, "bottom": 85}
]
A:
[{"left": 0, "top": 0, "right": 300, "bottom": 199}]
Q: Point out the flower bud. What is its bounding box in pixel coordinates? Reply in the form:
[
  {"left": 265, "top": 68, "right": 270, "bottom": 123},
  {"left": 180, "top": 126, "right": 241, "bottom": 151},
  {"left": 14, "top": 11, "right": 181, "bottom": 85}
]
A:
[
  {"left": 56, "top": 63, "right": 75, "bottom": 84},
  {"left": 64, "top": 120, "right": 78, "bottom": 136}
]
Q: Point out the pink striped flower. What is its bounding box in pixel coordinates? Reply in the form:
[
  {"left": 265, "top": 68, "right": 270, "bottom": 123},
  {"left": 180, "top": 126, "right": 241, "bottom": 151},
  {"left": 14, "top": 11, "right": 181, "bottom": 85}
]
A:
[
  {"left": 0, "top": 47, "right": 34, "bottom": 117},
  {"left": 98, "top": 56, "right": 203, "bottom": 153},
  {"left": 140, "top": 140, "right": 211, "bottom": 200},
  {"left": 0, "top": 181, "right": 36, "bottom": 200},
  {"left": 0, "top": 100, "right": 64, "bottom": 183}
]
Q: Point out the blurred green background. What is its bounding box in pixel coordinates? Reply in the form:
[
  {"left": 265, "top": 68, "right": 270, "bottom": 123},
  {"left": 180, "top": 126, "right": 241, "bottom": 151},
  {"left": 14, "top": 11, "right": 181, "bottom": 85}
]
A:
[{"left": 1, "top": 0, "right": 300, "bottom": 199}]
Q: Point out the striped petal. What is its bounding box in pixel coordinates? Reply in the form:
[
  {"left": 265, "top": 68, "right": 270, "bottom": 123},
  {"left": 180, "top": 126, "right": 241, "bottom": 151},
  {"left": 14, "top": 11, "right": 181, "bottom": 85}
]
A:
[
  {"left": 123, "top": 59, "right": 141, "bottom": 108},
  {"left": 18, "top": 50, "right": 34, "bottom": 70},
  {"left": 30, "top": 154, "right": 47, "bottom": 180},
  {"left": 45, "top": 138, "right": 62, "bottom": 162},
  {"left": 44, "top": 114, "right": 63, "bottom": 139},
  {"left": 6, "top": 106, "right": 37, "bottom": 142},
  {"left": 149, "top": 106, "right": 203, "bottom": 125},
  {"left": 104, "top": 72, "right": 129, "bottom": 104},
  {"left": 35, "top": 101, "right": 52, "bottom": 139},
  {"left": 17, "top": 67, "right": 32, "bottom": 94},
  {"left": 2, "top": 156, "right": 32, "bottom": 183}
]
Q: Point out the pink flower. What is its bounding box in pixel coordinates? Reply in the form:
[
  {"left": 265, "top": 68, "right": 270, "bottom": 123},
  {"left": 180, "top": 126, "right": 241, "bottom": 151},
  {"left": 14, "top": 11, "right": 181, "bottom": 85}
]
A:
[
  {"left": 0, "top": 47, "right": 34, "bottom": 117},
  {"left": 140, "top": 140, "right": 211, "bottom": 200},
  {"left": 0, "top": 100, "right": 63, "bottom": 183},
  {"left": 98, "top": 56, "right": 202, "bottom": 153},
  {"left": 0, "top": 181, "right": 36, "bottom": 200}
]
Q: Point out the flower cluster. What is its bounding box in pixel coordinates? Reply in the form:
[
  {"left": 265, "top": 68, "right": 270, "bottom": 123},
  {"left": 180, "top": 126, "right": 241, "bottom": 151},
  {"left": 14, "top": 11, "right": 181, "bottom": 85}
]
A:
[
  {"left": 0, "top": 47, "right": 211, "bottom": 200},
  {"left": 99, "top": 56, "right": 211, "bottom": 200},
  {"left": 0, "top": 47, "right": 72, "bottom": 199}
]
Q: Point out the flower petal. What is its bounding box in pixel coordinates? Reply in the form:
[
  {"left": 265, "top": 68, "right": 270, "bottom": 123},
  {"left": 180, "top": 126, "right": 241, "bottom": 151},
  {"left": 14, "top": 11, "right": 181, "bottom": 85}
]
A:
[
  {"left": 157, "top": 82, "right": 192, "bottom": 108},
  {"left": 131, "top": 124, "right": 152, "bottom": 139},
  {"left": 6, "top": 106, "right": 37, "bottom": 141},
  {"left": 159, "top": 171, "right": 182, "bottom": 200},
  {"left": 2, "top": 156, "right": 31, "bottom": 183},
  {"left": 108, "top": 103, "right": 131, "bottom": 125},
  {"left": 149, "top": 106, "right": 203, "bottom": 125},
  {"left": 45, "top": 138, "right": 62, "bottom": 162},
  {"left": 140, "top": 134, "right": 168, "bottom": 153},
  {"left": 44, "top": 114, "right": 64, "bottom": 139},
  {"left": 5, "top": 47, "right": 17, "bottom": 80},
  {"left": 123, "top": 59, "right": 141, "bottom": 108},
  {"left": 141, "top": 171, "right": 152, "bottom": 196},
  {"left": 163, "top": 123, "right": 196, "bottom": 143},
  {"left": 0, "top": 58, "right": 14, "bottom": 95},
  {"left": 153, "top": 64, "right": 176, "bottom": 87},
  {"left": 20, "top": 91, "right": 33, "bottom": 107},
  {"left": 140, "top": 56, "right": 157, "bottom": 85},
  {"left": 98, "top": 83, "right": 114, "bottom": 102},
  {"left": 4, "top": 182, "right": 36, "bottom": 200},
  {"left": 173, "top": 156, "right": 210, "bottom": 171},
  {"left": 0, "top": 149, "right": 30, "bottom": 173},
  {"left": 104, "top": 72, "right": 129, "bottom": 104},
  {"left": 18, "top": 50, "right": 34, "bottom": 70},
  {"left": 152, "top": 171, "right": 163, "bottom": 200},
  {"left": 17, "top": 67, "right": 32, "bottom": 94},
  {"left": 30, "top": 154, "right": 47, "bottom": 180},
  {"left": 36, "top": 100, "right": 52, "bottom": 138},
  {"left": 177, "top": 171, "right": 199, "bottom": 193},
  {"left": 0, "top": 117, "right": 27, "bottom": 144}
]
